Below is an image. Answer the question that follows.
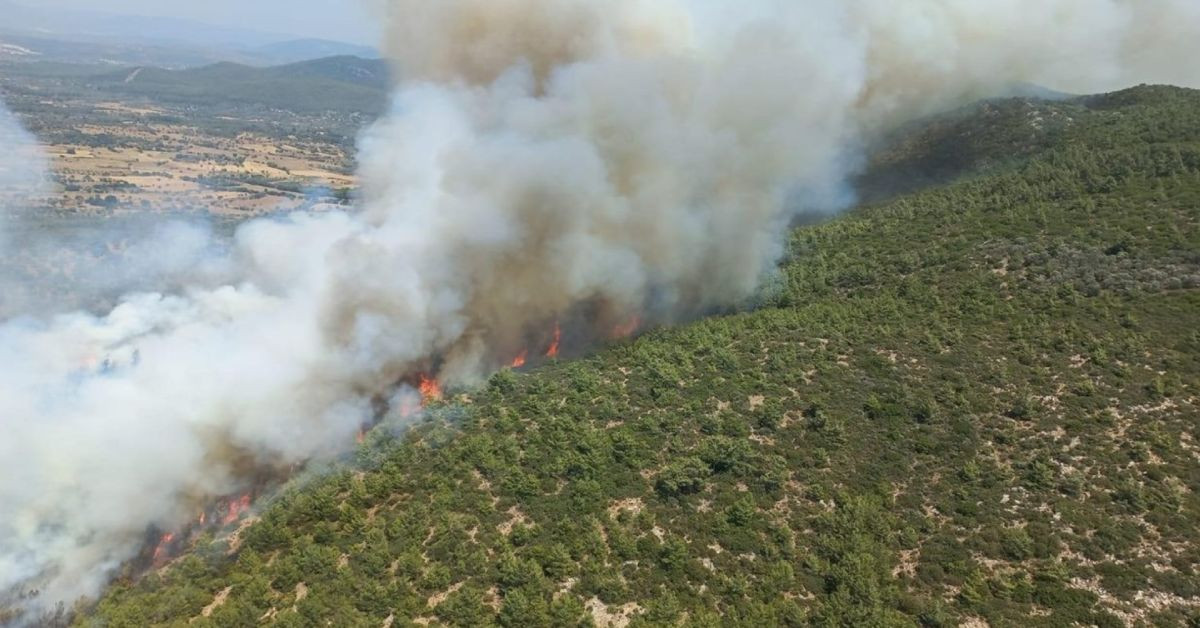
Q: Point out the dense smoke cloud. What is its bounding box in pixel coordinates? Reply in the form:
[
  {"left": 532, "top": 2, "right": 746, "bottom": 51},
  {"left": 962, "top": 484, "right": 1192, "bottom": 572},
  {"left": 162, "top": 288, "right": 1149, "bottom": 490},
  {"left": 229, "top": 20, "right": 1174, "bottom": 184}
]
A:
[
  {"left": 3, "top": 0, "right": 1200, "bottom": 619},
  {"left": 0, "top": 217, "right": 226, "bottom": 321}
]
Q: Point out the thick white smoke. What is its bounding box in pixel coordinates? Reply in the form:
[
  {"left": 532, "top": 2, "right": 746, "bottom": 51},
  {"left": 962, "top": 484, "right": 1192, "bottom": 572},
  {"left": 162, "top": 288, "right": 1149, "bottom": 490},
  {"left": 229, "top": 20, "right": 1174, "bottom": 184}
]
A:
[{"left": 2, "top": 0, "right": 1199, "bottom": 619}]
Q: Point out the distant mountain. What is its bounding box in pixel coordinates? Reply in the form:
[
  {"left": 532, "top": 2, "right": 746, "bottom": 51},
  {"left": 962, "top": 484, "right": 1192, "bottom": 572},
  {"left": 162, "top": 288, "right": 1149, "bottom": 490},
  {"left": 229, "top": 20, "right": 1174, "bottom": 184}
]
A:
[
  {"left": 0, "top": 0, "right": 289, "bottom": 49},
  {"left": 0, "top": 1, "right": 378, "bottom": 68},
  {"left": 2, "top": 54, "right": 390, "bottom": 114},
  {"left": 0, "top": 31, "right": 237, "bottom": 68},
  {"left": 91, "top": 56, "right": 391, "bottom": 113},
  {"left": 252, "top": 39, "right": 380, "bottom": 65},
  {"left": 272, "top": 55, "right": 390, "bottom": 88}
]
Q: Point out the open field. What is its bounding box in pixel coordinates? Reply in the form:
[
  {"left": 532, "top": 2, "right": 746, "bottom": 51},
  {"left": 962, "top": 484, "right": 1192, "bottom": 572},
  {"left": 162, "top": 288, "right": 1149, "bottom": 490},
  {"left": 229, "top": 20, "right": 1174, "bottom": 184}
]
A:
[
  {"left": 0, "top": 58, "right": 380, "bottom": 216},
  {"left": 41, "top": 116, "right": 355, "bottom": 215}
]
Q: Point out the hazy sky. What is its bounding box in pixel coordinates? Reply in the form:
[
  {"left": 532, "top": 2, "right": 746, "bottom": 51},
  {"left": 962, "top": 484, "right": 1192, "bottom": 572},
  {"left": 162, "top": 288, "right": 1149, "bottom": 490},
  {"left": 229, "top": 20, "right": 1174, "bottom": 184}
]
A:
[{"left": 35, "top": 0, "right": 380, "bottom": 44}]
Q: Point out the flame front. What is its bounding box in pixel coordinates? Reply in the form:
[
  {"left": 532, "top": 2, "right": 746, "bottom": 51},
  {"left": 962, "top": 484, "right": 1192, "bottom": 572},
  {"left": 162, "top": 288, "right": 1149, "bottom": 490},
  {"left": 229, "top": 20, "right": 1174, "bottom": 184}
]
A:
[
  {"left": 546, "top": 323, "right": 561, "bottom": 358},
  {"left": 151, "top": 533, "right": 174, "bottom": 564},
  {"left": 510, "top": 350, "right": 528, "bottom": 369},
  {"left": 418, "top": 374, "right": 442, "bottom": 403},
  {"left": 222, "top": 494, "right": 252, "bottom": 526},
  {"left": 611, "top": 315, "right": 642, "bottom": 339}
]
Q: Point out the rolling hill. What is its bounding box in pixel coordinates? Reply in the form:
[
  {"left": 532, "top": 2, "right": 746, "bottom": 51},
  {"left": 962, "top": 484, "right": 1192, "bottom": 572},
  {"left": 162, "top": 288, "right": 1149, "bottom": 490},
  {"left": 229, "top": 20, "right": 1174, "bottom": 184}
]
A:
[
  {"left": 0, "top": 1, "right": 378, "bottom": 68},
  {"left": 98, "top": 56, "right": 390, "bottom": 113},
  {"left": 2, "top": 56, "right": 391, "bottom": 115},
  {"left": 63, "top": 85, "right": 1200, "bottom": 627},
  {"left": 0, "top": 0, "right": 290, "bottom": 48},
  {"left": 251, "top": 40, "right": 380, "bottom": 66}
]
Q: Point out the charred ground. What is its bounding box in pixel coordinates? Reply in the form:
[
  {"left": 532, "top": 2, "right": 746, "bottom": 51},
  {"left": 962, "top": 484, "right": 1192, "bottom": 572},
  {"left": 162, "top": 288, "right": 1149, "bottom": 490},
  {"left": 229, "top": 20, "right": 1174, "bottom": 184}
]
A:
[{"left": 50, "top": 85, "right": 1200, "bottom": 626}]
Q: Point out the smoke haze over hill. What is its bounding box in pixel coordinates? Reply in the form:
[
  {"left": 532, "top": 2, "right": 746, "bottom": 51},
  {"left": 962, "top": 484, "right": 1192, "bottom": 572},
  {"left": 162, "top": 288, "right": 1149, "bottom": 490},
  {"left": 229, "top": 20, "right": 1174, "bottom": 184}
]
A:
[
  {"left": 2, "top": 0, "right": 1199, "bottom": 620},
  {"left": 0, "top": 104, "right": 48, "bottom": 245}
]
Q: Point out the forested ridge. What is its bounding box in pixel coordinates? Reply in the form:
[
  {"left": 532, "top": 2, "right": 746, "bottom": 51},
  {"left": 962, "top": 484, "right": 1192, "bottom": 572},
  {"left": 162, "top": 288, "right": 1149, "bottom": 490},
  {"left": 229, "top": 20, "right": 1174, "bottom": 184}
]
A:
[{"left": 79, "top": 85, "right": 1200, "bottom": 627}]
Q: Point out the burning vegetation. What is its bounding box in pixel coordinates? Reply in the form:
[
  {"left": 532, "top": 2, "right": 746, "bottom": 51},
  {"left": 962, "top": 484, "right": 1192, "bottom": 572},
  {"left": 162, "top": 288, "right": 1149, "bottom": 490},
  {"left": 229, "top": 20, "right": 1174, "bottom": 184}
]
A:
[
  {"left": 132, "top": 312, "right": 642, "bottom": 577},
  {"left": 141, "top": 491, "right": 257, "bottom": 571}
]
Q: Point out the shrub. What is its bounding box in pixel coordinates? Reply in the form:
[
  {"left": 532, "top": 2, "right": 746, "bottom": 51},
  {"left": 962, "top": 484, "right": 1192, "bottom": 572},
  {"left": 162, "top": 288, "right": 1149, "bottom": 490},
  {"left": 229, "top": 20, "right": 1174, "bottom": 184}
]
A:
[{"left": 655, "top": 457, "right": 710, "bottom": 496}]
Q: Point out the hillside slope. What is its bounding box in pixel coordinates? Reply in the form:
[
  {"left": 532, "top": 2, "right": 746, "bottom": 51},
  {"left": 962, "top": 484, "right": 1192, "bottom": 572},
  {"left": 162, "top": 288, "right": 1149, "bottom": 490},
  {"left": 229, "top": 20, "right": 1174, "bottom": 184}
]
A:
[
  {"left": 251, "top": 40, "right": 381, "bottom": 66},
  {"left": 76, "top": 86, "right": 1200, "bottom": 627},
  {"left": 97, "top": 57, "right": 390, "bottom": 114},
  {"left": 0, "top": 56, "right": 390, "bottom": 115}
]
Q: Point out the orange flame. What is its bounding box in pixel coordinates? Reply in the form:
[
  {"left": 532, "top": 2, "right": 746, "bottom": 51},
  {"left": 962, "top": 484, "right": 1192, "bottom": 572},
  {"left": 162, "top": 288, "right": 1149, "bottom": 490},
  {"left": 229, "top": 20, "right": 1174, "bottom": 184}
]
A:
[
  {"left": 546, "top": 323, "right": 562, "bottom": 358},
  {"left": 356, "top": 428, "right": 366, "bottom": 445},
  {"left": 152, "top": 533, "right": 175, "bottom": 563},
  {"left": 222, "top": 494, "right": 252, "bottom": 526},
  {"left": 611, "top": 315, "right": 642, "bottom": 339},
  {"left": 510, "top": 350, "right": 528, "bottom": 368},
  {"left": 419, "top": 374, "right": 442, "bottom": 403}
]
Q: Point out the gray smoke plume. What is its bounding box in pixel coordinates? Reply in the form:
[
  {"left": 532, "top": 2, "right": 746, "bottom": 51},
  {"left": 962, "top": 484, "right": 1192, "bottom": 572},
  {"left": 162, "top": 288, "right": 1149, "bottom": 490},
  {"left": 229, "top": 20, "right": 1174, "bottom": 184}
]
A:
[
  {"left": 0, "top": 104, "right": 49, "bottom": 251},
  {"left": 2, "top": 0, "right": 1199, "bottom": 620}
]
